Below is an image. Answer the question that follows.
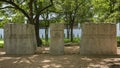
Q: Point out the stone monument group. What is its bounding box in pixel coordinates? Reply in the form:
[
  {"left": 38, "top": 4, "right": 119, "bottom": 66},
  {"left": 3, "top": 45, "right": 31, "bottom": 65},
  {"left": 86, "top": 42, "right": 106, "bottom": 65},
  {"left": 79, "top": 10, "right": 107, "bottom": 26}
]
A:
[{"left": 4, "top": 23, "right": 117, "bottom": 55}]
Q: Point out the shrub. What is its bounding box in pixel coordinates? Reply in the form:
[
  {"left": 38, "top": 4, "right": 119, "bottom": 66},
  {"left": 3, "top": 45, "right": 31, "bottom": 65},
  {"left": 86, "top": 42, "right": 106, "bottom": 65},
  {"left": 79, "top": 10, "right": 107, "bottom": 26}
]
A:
[
  {"left": 42, "top": 39, "right": 50, "bottom": 46},
  {"left": 0, "top": 39, "right": 4, "bottom": 48}
]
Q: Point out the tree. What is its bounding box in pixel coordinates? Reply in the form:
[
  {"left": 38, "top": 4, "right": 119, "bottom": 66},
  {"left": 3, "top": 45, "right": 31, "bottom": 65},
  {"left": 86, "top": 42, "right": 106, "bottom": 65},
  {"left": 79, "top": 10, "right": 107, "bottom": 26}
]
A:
[
  {"left": 41, "top": 10, "right": 50, "bottom": 43},
  {"left": 54, "top": 0, "right": 91, "bottom": 42},
  {"left": 0, "top": 0, "right": 53, "bottom": 46},
  {"left": 91, "top": 0, "right": 120, "bottom": 23}
]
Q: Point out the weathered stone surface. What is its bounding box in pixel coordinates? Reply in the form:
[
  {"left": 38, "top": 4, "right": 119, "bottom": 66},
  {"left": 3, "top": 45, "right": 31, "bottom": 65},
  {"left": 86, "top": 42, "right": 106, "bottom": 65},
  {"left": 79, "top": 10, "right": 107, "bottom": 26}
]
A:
[
  {"left": 50, "top": 23, "right": 64, "bottom": 55},
  {"left": 80, "top": 23, "right": 117, "bottom": 55},
  {"left": 4, "top": 24, "right": 37, "bottom": 54}
]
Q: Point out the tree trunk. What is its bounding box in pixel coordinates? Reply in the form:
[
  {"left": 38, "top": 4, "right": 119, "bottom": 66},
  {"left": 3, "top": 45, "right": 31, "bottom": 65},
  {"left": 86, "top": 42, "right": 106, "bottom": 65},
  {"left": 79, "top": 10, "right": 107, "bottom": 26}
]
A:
[
  {"left": 45, "top": 11, "right": 49, "bottom": 43},
  {"left": 34, "top": 16, "right": 42, "bottom": 47},
  {"left": 66, "top": 24, "right": 70, "bottom": 39},
  {"left": 70, "top": 23, "right": 74, "bottom": 42},
  {"left": 29, "top": 0, "right": 34, "bottom": 24},
  {"left": 45, "top": 27, "right": 49, "bottom": 42}
]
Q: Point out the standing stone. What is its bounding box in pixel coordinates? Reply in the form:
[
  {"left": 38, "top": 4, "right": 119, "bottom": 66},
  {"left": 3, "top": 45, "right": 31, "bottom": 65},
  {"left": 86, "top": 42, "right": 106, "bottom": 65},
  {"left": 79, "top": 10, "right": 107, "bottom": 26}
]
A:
[
  {"left": 50, "top": 23, "right": 64, "bottom": 55},
  {"left": 4, "top": 24, "right": 37, "bottom": 54},
  {"left": 80, "top": 23, "right": 117, "bottom": 55}
]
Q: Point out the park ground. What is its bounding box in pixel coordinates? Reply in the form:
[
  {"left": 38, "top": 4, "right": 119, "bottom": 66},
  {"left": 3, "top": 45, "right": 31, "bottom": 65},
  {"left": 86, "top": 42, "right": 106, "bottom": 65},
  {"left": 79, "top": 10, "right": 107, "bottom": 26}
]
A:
[{"left": 0, "top": 45, "right": 120, "bottom": 68}]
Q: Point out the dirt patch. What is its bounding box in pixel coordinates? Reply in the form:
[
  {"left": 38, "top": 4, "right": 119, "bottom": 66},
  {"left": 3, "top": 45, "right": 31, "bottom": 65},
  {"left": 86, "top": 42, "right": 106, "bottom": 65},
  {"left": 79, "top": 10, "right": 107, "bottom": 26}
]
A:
[{"left": 0, "top": 46, "right": 120, "bottom": 68}]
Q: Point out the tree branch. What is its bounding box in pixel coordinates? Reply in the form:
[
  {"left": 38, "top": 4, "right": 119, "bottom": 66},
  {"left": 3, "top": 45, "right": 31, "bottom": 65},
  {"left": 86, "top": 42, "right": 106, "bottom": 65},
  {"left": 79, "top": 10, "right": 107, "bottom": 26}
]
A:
[
  {"left": 34, "top": 0, "right": 53, "bottom": 21},
  {"left": 34, "top": 0, "right": 38, "bottom": 14},
  {"left": 0, "top": 0, "right": 30, "bottom": 20},
  {"left": 39, "top": 0, "right": 53, "bottom": 13}
]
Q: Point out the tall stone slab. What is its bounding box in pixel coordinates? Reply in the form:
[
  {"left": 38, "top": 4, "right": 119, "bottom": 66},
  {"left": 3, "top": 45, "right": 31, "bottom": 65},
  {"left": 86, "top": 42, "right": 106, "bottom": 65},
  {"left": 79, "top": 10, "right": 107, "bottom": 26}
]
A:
[
  {"left": 80, "top": 23, "right": 117, "bottom": 55},
  {"left": 50, "top": 23, "right": 64, "bottom": 55},
  {"left": 4, "top": 24, "right": 37, "bottom": 54}
]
